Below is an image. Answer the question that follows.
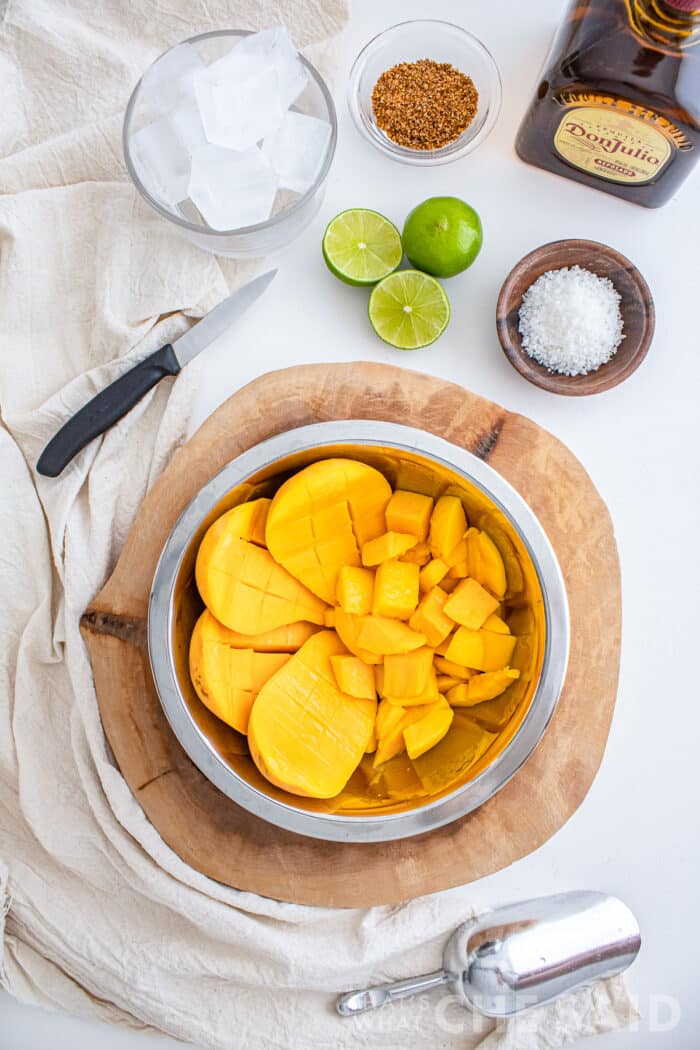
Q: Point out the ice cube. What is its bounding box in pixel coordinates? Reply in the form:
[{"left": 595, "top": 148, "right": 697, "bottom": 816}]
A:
[
  {"left": 129, "top": 101, "right": 206, "bottom": 209},
  {"left": 141, "top": 43, "right": 206, "bottom": 116},
  {"left": 231, "top": 26, "right": 308, "bottom": 110},
  {"left": 194, "top": 62, "right": 284, "bottom": 151},
  {"left": 188, "top": 144, "right": 278, "bottom": 231},
  {"left": 262, "top": 110, "right": 331, "bottom": 193}
]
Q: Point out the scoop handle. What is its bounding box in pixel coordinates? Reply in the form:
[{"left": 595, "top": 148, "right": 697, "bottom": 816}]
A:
[{"left": 336, "top": 969, "right": 448, "bottom": 1016}]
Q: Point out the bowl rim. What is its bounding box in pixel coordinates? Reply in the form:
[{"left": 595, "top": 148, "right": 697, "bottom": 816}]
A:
[
  {"left": 122, "top": 28, "right": 338, "bottom": 237},
  {"left": 496, "top": 238, "right": 655, "bottom": 396},
  {"left": 347, "top": 18, "right": 503, "bottom": 167},
  {"left": 148, "top": 421, "right": 570, "bottom": 843}
]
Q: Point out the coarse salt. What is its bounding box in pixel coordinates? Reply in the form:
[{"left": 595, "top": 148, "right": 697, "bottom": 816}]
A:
[{"left": 518, "top": 265, "right": 624, "bottom": 376}]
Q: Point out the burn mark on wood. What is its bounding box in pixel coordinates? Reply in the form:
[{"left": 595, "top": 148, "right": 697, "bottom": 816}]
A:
[
  {"left": 80, "top": 609, "right": 147, "bottom": 648},
  {"left": 471, "top": 415, "right": 506, "bottom": 460}
]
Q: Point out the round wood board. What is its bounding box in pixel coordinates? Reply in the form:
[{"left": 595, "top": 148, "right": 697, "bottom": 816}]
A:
[{"left": 81, "top": 362, "right": 620, "bottom": 908}]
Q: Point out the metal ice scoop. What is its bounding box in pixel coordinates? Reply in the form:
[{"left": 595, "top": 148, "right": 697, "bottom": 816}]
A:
[{"left": 337, "top": 890, "right": 640, "bottom": 1018}]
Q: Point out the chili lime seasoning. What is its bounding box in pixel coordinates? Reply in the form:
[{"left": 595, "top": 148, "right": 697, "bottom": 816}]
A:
[{"left": 371, "top": 59, "right": 479, "bottom": 150}]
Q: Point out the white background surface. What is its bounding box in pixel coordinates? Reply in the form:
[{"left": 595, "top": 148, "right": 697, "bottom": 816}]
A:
[{"left": 2, "top": 0, "right": 698, "bottom": 1047}]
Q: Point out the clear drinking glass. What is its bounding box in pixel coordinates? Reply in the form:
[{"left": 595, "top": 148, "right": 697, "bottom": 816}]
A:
[
  {"left": 348, "top": 20, "right": 502, "bottom": 166},
  {"left": 123, "top": 30, "right": 337, "bottom": 258}
]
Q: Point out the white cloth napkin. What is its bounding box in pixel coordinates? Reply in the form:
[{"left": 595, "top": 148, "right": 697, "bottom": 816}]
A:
[{"left": 0, "top": 1, "right": 637, "bottom": 1047}]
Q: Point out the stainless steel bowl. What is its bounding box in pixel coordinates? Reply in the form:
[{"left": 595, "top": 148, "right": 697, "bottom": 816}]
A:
[{"left": 148, "top": 421, "right": 569, "bottom": 842}]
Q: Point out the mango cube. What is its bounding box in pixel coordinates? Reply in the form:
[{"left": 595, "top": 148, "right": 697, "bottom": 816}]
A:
[
  {"left": 336, "top": 565, "right": 374, "bottom": 615},
  {"left": 482, "top": 613, "right": 509, "bottom": 634},
  {"left": 465, "top": 529, "right": 508, "bottom": 599},
  {"left": 439, "top": 577, "right": 459, "bottom": 593},
  {"left": 443, "top": 578, "right": 499, "bottom": 629},
  {"left": 477, "top": 531, "right": 507, "bottom": 598},
  {"left": 385, "top": 668, "right": 440, "bottom": 707},
  {"left": 373, "top": 560, "right": 419, "bottom": 619},
  {"left": 376, "top": 697, "right": 405, "bottom": 739},
  {"left": 362, "top": 531, "right": 417, "bottom": 566},
  {"left": 385, "top": 490, "right": 434, "bottom": 541},
  {"left": 445, "top": 537, "right": 467, "bottom": 569},
  {"left": 445, "top": 627, "right": 517, "bottom": 672},
  {"left": 383, "top": 646, "right": 434, "bottom": 698},
  {"left": 419, "top": 558, "right": 448, "bottom": 592},
  {"left": 334, "top": 609, "right": 383, "bottom": 665},
  {"left": 374, "top": 702, "right": 438, "bottom": 767},
  {"left": 324, "top": 608, "right": 336, "bottom": 627},
  {"left": 464, "top": 667, "right": 520, "bottom": 704},
  {"left": 429, "top": 496, "right": 467, "bottom": 560},
  {"left": 357, "top": 615, "right": 426, "bottom": 655},
  {"left": 434, "top": 655, "right": 474, "bottom": 679},
  {"left": 331, "top": 654, "right": 377, "bottom": 700},
  {"left": 409, "top": 586, "right": 454, "bottom": 647},
  {"left": 436, "top": 674, "right": 464, "bottom": 692},
  {"left": 403, "top": 698, "right": 454, "bottom": 760},
  {"left": 400, "top": 541, "right": 431, "bottom": 566}
]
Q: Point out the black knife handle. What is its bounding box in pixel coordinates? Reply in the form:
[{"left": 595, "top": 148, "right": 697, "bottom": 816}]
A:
[{"left": 36, "top": 344, "right": 181, "bottom": 478}]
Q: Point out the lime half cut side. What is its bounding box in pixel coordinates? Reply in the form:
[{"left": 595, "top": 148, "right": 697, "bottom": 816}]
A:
[
  {"left": 368, "top": 270, "right": 450, "bottom": 350},
  {"left": 323, "top": 209, "right": 403, "bottom": 286}
]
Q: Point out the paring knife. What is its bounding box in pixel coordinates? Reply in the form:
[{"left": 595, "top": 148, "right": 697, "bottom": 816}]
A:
[{"left": 36, "top": 269, "right": 277, "bottom": 478}]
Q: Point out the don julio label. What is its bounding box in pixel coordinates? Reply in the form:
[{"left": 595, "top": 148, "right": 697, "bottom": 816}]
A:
[{"left": 554, "top": 106, "right": 672, "bottom": 184}]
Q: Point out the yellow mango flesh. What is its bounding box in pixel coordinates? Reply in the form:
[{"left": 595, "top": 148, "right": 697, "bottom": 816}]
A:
[
  {"left": 362, "top": 531, "right": 417, "bottom": 567},
  {"left": 429, "top": 496, "right": 467, "bottom": 560},
  {"left": 331, "top": 654, "right": 377, "bottom": 700},
  {"left": 382, "top": 646, "right": 434, "bottom": 698},
  {"left": 419, "top": 558, "right": 448, "bottom": 592},
  {"left": 202, "top": 620, "right": 319, "bottom": 652},
  {"left": 356, "top": 615, "right": 426, "bottom": 655},
  {"left": 334, "top": 609, "right": 383, "bottom": 664},
  {"left": 265, "top": 458, "right": 392, "bottom": 603},
  {"left": 466, "top": 528, "right": 508, "bottom": 599},
  {"left": 409, "top": 586, "right": 455, "bottom": 647},
  {"left": 195, "top": 524, "right": 328, "bottom": 633},
  {"left": 372, "top": 559, "right": 419, "bottom": 619},
  {"left": 476, "top": 531, "right": 508, "bottom": 598},
  {"left": 411, "top": 713, "right": 497, "bottom": 794},
  {"left": 189, "top": 611, "right": 290, "bottom": 734},
  {"left": 443, "top": 578, "right": 500, "bottom": 630},
  {"left": 248, "top": 631, "right": 376, "bottom": 798},
  {"left": 434, "top": 655, "right": 475, "bottom": 679},
  {"left": 384, "top": 668, "right": 440, "bottom": 706},
  {"left": 445, "top": 626, "right": 517, "bottom": 672},
  {"left": 482, "top": 613, "right": 509, "bottom": 634},
  {"left": 404, "top": 698, "right": 454, "bottom": 760},
  {"left": 399, "top": 541, "right": 431, "bottom": 566},
  {"left": 374, "top": 702, "right": 439, "bottom": 767},
  {"left": 336, "top": 565, "right": 374, "bottom": 615},
  {"left": 385, "top": 490, "right": 434, "bottom": 541},
  {"left": 436, "top": 674, "right": 464, "bottom": 692},
  {"left": 376, "top": 697, "right": 405, "bottom": 739},
  {"left": 461, "top": 667, "right": 520, "bottom": 704}
]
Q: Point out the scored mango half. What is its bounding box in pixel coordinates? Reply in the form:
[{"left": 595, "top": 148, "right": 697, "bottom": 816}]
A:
[
  {"left": 189, "top": 610, "right": 291, "bottom": 734},
  {"left": 265, "top": 458, "right": 392, "bottom": 603},
  {"left": 248, "top": 631, "right": 376, "bottom": 798}
]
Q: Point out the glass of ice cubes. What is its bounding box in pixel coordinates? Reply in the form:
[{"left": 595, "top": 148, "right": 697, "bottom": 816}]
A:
[{"left": 123, "top": 29, "right": 337, "bottom": 257}]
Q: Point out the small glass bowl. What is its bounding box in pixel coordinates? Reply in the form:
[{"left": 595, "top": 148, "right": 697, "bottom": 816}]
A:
[
  {"left": 123, "top": 30, "right": 337, "bottom": 258},
  {"left": 348, "top": 20, "right": 502, "bottom": 166}
]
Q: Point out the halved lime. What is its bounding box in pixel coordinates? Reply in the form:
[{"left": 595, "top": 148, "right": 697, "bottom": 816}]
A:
[
  {"left": 368, "top": 270, "right": 450, "bottom": 350},
  {"left": 322, "top": 209, "right": 403, "bottom": 286}
]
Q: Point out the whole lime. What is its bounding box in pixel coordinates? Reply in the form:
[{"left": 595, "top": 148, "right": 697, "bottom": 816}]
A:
[{"left": 402, "top": 197, "right": 483, "bottom": 278}]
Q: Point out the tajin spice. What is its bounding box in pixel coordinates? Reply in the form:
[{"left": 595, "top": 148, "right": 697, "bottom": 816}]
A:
[{"left": 372, "top": 58, "right": 479, "bottom": 150}]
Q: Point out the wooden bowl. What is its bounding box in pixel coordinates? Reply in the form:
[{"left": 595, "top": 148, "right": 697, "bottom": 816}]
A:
[{"left": 496, "top": 239, "right": 655, "bottom": 396}]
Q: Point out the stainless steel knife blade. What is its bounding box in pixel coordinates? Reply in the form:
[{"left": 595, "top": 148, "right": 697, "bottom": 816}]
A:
[{"left": 173, "top": 269, "right": 278, "bottom": 368}]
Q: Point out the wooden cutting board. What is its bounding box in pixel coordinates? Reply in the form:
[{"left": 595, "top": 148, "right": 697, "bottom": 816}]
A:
[{"left": 81, "top": 362, "right": 620, "bottom": 908}]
